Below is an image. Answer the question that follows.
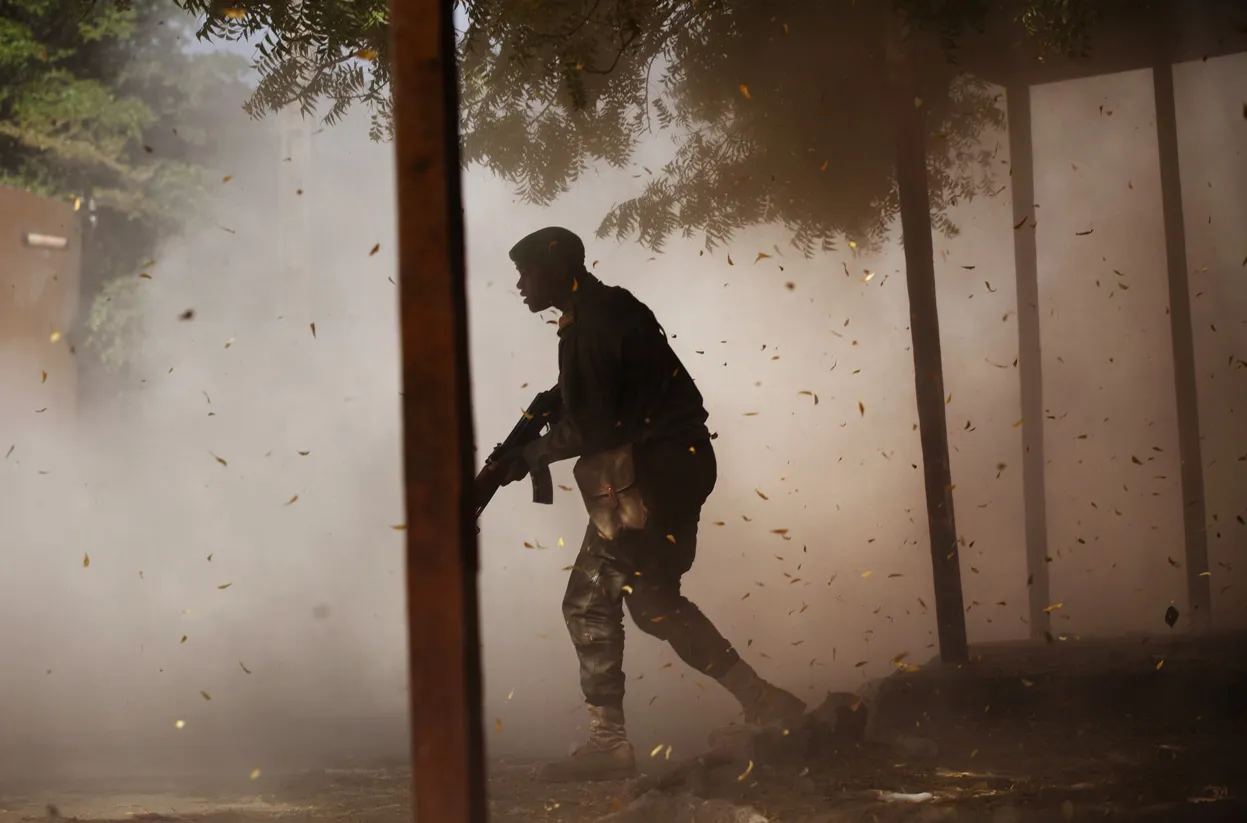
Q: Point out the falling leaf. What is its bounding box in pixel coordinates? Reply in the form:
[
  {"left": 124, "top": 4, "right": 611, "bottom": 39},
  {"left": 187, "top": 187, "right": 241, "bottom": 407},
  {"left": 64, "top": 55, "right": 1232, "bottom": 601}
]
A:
[
  {"left": 861, "top": 570, "right": 873, "bottom": 578},
  {"left": 858, "top": 401, "right": 865, "bottom": 417},
  {"left": 495, "top": 718, "right": 502, "bottom": 733},
  {"left": 737, "top": 759, "right": 754, "bottom": 782},
  {"left": 985, "top": 281, "right": 996, "bottom": 292},
  {"left": 285, "top": 494, "right": 299, "bottom": 505},
  {"left": 82, "top": 553, "right": 90, "bottom": 568},
  {"left": 211, "top": 452, "right": 227, "bottom": 467},
  {"left": 200, "top": 690, "right": 212, "bottom": 701},
  {"left": 369, "top": 243, "right": 381, "bottom": 256},
  {"left": 1167, "top": 556, "right": 1180, "bottom": 568},
  {"left": 41, "top": 370, "right": 47, "bottom": 384},
  {"left": 1012, "top": 419, "right": 1024, "bottom": 428},
  {"left": 217, "top": 583, "right": 232, "bottom": 590},
  {"left": 239, "top": 662, "right": 251, "bottom": 674},
  {"left": 739, "top": 84, "right": 751, "bottom": 99},
  {"left": 223, "top": 7, "right": 246, "bottom": 19},
  {"left": 755, "top": 489, "right": 769, "bottom": 500},
  {"left": 175, "top": 720, "right": 185, "bottom": 729},
  {"left": 666, "top": 534, "right": 676, "bottom": 543},
  {"left": 727, "top": 253, "right": 735, "bottom": 265},
  {"left": 4, "top": 445, "right": 12, "bottom": 460},
  {"left": 1021, "top": 678, "right": 1034, "bottom": 687},
  {"left": 854, "top": 661, "right": 868, "bottom": 668},
  {"left": 819, "top": 159, "right": 829, "bottom": 172},
  {"left": 356, "top": 47, "right": 378, "bottom": 61},
  {"left": 650, "top": 744, "right": 664, "bottom": 757},
  {"left": 391, "top": 524, "right": 407, "bottom": 531},
  {"left": 1043, "top": 602, "right": 1063, "bottom": 613},
  {"left": 1075, "top": 229, "right": 1094, "bottom": 236},
  {"left": 310, "top": 322, "right": 317, "bottom": 339},
  {"left": 179, "top": 309, "right": 195, "bottom": 321},
  {"left": 755, "top": 252, "right": 771, "bottom": 263},
  {"left": 222, "top": 175, "right": 233, "bottom": 183},
  {"left": 181, "top": 635, "right": 188, "bottom": 644},
  {"left": 250, "top": 769, "right": 261, "bottom": 780},
  {"left": 1156, "top": 658, "right": 1165, "bottom": 670}
]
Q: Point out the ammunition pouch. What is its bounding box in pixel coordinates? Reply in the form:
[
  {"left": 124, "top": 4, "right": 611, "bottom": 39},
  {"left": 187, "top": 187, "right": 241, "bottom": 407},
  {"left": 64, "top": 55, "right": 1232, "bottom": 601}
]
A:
[{"left": 573, "top": 443, "right": 648, "bottom": 541}]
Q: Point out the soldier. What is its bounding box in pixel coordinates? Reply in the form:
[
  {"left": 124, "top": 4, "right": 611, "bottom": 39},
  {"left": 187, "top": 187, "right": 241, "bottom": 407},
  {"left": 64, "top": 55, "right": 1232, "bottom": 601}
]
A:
[{"left": 489, "top": 226, "right": 806, "bottom": 783}]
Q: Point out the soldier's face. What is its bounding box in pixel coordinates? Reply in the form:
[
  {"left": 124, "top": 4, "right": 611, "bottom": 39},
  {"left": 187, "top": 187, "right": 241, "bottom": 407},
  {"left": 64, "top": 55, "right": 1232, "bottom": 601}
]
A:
[{"left": 516, "top": 263, "right": 557, "bottom": 313}]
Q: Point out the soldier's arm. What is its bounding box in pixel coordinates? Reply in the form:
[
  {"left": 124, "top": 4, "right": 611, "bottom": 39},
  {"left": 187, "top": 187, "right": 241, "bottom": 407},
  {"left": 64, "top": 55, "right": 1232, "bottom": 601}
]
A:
[{"left": 522, "top": 313, "right": 627, "bottom": 470}]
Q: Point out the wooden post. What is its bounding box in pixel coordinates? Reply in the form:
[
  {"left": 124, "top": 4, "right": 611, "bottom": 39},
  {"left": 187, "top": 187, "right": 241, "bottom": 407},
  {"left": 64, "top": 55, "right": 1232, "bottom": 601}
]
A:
[
  {"left": 1006, "top": 83, "right": 1052, "bottom": 640},
  {"left": 1152, "top": 59, "right": 1212, "bottom": 632},
  {"left": 893, "top": 74, "right": 970, "bottom": 664},
  {"left": 390, "top": 0, "right": 487, "bottom": 820}
]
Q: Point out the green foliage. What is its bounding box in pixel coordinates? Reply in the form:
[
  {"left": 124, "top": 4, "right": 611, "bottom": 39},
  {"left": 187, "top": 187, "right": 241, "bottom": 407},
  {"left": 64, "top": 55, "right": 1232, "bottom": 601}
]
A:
[
  {"left": 172, "top": 0, "right": 1116, "bottom": 254},
  {"left": 0, "top": 0, "right": 251, "bottom": 368}
]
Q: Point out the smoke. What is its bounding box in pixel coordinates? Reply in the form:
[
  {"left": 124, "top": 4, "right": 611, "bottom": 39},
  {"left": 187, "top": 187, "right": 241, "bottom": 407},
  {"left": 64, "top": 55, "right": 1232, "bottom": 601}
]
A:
[{"left": 0, "top": 14, "right": 1242, "bottom": 787}]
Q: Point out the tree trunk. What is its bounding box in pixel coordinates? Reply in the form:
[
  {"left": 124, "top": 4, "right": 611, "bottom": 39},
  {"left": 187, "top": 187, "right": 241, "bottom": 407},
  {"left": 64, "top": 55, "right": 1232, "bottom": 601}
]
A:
[
  {"left": 889, "top": 23, "right": 969, "bottom": 664},
  {"left": 391, "top": 0, "right": 487, "bottom": 820}
]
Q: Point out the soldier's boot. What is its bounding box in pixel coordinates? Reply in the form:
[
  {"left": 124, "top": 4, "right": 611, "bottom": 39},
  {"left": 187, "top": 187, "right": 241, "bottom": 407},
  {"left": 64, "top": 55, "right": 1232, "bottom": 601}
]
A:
[
  {"left": 535, "top": 704, "right": 637, "bottom": 783},
  {"left": 717, "top": 659, "right": 807, "bottom": 727}
]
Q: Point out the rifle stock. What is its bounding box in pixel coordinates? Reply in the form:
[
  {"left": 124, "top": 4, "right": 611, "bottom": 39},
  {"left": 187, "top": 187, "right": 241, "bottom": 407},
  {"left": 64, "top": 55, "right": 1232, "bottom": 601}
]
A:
[{"left": 474, "top": 385, "right": 562, "bottom": 520}]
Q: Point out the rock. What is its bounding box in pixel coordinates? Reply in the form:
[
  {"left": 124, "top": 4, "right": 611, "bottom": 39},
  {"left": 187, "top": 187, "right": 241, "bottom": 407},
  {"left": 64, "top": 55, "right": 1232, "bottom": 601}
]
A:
[{"left": 593, "top": 789, "right": 768, "bottom": 823}]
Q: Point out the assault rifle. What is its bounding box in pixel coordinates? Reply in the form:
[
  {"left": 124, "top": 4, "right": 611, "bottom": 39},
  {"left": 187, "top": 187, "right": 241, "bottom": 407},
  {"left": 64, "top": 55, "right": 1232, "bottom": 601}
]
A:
[{"left": 474, "top": 385, "right": 563, "bottom": 520}]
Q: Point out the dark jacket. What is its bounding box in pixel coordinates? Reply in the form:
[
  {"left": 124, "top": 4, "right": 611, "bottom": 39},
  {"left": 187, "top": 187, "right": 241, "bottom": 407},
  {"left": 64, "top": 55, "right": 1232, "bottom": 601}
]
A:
[{"left": 523, "top": 272, "right": 709, "bottom": 470}]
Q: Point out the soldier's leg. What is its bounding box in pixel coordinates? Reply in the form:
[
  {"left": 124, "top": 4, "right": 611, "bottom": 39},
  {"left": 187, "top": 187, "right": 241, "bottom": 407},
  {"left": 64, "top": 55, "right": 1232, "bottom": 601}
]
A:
[
  {"left": 537, "top": 521, "right": 637, "bottom": 782},
  {"left": 626, "top": 439, "right": 806, "bottom": 726}
]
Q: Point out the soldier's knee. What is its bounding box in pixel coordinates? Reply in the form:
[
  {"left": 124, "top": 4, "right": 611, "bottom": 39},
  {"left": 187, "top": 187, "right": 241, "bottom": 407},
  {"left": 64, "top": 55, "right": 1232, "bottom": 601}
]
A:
[{"left": 625, "top": 587, "right": 676, "bottom": 638}]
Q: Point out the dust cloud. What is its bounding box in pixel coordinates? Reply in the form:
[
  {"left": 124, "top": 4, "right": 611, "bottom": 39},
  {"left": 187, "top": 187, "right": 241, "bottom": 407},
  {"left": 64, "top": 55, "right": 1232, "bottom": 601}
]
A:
[{"left": 0, "top": 13, "right": 1242, "bottom": 792}]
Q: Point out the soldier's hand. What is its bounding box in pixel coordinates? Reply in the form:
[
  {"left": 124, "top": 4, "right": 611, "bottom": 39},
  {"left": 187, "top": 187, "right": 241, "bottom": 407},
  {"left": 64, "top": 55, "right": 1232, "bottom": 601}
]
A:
[{"left": 494, "top": 450, "right": 530, "bottom": 487}]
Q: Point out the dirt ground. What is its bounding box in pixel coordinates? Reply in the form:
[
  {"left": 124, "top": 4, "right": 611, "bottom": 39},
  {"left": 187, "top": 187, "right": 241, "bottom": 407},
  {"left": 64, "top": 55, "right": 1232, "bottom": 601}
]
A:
[
  {"left": 3, "top": 636, "right": 1244, "bottom": 823},
  {"left": 0, "top": 725, "right": 1241, "bottom": 823}
]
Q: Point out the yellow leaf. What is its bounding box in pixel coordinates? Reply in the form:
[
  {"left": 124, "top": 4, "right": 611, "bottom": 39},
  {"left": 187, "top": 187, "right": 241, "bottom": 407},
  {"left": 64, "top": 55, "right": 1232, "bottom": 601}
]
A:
[
  {"left": 175, "top": 720, "right": 185, "bottom": 729},
  {"left": 755, "top": 252, "right": 771, "bottom": 263},
  {"left": 250, "top": 769, "right": 261, "bottom": 780},
  {"left": 41, "top": 370, "right": 47, "bottom": 384},
  {"left": 737, "top": 759, "right": 754, "bottom": 782},
  {"left": 391, "top": 524, "right": 407, "bottom": 531},
  {"left": 1155, "top": 658, "right": 1165, "bottom": 670},
  {"left": 222, "top": 175, "right": 232, "bottom": 183},
  {"left": 200, "top": 690, "right": 212, "bottom": 700},
  {"left": 771, "top": 528, "right": 789, "bottom": 535},
  {"left": 1012, "top": 418, "right": 1024, "bottom": 428},
  {"left": 223, "top": 7, "right": 246, "bottom": 20},
  {"left": 819, "top": 159, "right": 828, "bottom": 172},
  {"left": 357, "top": 48, "right": 378, "bottom": 61},
  {"left": 861, "top": 570, "right": 872, "bottom": 578},
  {"left": 650, "top": 744, "right": 664, "bottom": 757},
  {"left": 1043, "top": 602, "right": 1063, "bottom": 613},
  {"left": 495, "top": 717, "right": 502, "bottom": 733},
  {"left": 82, "top": 552, "right": 90, "bottom": 568},
  {"left": 666, "top": 534, "right": 676, "bottom": 543},
  {"left": 285, "top": 494, "right": 299, "bottom": 505},
  {"left": 739, "top": 84, "right": 751, "bottom": 99},
  {"left": 49, "top": 330, "right": 61, "bottom": 342}
]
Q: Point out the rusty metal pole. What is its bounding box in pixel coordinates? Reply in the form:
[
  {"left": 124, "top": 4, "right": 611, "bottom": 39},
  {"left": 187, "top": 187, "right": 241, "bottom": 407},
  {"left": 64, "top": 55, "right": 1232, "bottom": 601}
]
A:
[
  {"left": 390, "top": 0, "right": 487, "bottom": 821},
  {"left": 1152, "top": 57, "right": 1212, "bottom": 633},
  {"left": 1005, "top": 82, "right": 1052, "bottom": 640},
  {"left": 888, "top": 23, "right": 969, "bottom": 664}
]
